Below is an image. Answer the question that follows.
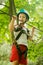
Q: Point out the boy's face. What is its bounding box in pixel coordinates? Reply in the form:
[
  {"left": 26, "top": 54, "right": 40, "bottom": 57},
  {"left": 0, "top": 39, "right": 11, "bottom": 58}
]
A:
[{"left": 18, "top": 13, "right": 27, "bottom": 24}]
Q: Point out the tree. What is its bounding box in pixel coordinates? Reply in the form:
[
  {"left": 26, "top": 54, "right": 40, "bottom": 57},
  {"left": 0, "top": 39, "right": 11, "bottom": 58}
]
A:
[{"left": 0, "top": 0, "right": 43, "bottom": 62}]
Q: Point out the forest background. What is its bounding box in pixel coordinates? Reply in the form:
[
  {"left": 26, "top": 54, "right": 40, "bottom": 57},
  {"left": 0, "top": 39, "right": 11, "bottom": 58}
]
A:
[{"left": 0, "top": 0, "right": 43, "bottom": 65}]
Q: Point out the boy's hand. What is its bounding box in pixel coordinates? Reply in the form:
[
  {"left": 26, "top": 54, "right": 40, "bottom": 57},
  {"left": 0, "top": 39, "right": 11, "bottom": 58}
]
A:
[
  {"left": 9, "top": 15, "right": 17, "bottom": 32},
  {"left": 32, "top": 27, "right": 35, "bottom": 30},
  {"left": 32, "top": 27, "right": 35, "bottom": 35},
  {"left": 12, "top": 15, "right": 17, "bottom": 21}
]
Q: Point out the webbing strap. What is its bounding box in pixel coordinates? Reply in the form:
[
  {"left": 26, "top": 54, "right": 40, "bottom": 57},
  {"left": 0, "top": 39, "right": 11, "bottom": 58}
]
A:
[
  {"left": 15, "top": 29, "right": 29, "bottom": 40},
  {"left": 15, "top": 30, "right": 23, "bottom": 40},
  {"left": 13, "top": 42, "right": 22, "bottom": 56},
  {"left": 13, "top": 28, "right": 29, "bottom": 58}
]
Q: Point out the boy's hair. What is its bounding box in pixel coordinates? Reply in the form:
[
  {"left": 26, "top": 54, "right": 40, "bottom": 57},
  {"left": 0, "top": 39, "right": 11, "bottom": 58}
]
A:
[{"left": 17, "top": 9, "right": 29, "bottom": 21}]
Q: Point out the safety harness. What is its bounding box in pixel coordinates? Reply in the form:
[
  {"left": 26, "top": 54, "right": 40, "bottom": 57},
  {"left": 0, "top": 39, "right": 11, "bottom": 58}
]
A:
[{"left": 13, "top": 26, "right": 29, "bottom": 58}]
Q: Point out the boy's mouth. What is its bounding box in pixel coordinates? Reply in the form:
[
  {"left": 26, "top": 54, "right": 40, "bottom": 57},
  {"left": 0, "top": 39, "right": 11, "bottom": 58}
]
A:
[{"left": 19, "top": 20, "right": 23, "bottom": 22}]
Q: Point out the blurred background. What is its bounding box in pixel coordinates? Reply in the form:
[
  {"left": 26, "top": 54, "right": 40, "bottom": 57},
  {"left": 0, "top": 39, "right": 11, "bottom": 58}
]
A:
[{"left": 0, "top": 0, "right": 43, "bottom": 65}]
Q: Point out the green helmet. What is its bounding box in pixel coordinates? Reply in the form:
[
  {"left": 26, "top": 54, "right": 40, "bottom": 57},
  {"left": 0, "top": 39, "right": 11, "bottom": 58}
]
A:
[{"left": 17, "top": 9, "right": 29, "bottom": 21}]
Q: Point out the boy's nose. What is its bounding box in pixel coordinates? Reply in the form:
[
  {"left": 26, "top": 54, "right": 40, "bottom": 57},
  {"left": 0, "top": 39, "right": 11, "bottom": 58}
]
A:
[{"left": 21, "top": 17, "right": 23, "bottom": 20}]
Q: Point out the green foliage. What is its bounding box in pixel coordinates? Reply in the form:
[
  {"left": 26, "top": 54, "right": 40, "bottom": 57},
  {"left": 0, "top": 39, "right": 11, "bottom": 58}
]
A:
[
  {"left": 28, "top": 40, "right": 43, "bottom": 62},
  {"left": 0, "top": 0, "right": 43, "bottom": 64}
]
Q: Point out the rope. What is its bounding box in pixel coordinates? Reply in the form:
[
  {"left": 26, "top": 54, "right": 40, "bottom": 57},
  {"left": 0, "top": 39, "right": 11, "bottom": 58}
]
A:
[{"left": 26, "top": 23, "right": 43, "bottom": 32}]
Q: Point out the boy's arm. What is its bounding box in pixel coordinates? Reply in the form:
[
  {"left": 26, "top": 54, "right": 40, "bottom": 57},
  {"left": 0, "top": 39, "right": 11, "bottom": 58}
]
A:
[
  {"left": 9, "top": 16, "right": 17, "bottom": 32},
  {"left": 9, "top": 16, "right": 18, "bottom": 43},
  {"left": 27, "top": 27, "right": 35, "bottom": 41}
]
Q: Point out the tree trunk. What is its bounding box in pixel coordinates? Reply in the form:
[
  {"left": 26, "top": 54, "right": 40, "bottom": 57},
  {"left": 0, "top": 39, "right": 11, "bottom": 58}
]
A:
[
  {"left": 9, "top": 0, "right": 16, "bottom": 42},
  {"left": 9, "top": 0, "right": 16, "bottom": 20}
]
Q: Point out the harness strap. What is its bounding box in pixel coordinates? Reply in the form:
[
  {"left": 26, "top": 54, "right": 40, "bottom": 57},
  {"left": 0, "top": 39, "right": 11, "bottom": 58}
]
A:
[
  {"left": 13, "top": 27, "right": 29, "bottom": 58},
  {"left": 21, "top": 47, "right": 28, "bottom": 59},
  {"left": 13, "top": 42, "right": 22, "bottom": 57},
  {"left": 15, "top": 30, "right": 23, "bottom": 40},
  {"left": 15, "top": 29, "right": 29, "bottom": 40},
  {"left": 13, "top": 42, "right": 28, "bottom": 59}
]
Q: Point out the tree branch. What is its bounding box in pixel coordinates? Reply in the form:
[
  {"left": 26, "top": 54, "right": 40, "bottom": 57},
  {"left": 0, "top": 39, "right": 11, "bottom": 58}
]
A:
[
  {"left": 0, "top": 3, "right": 9, "bottom": 8},
  {"left": 9, "top": 0, "right": 16, "bottom": 19},
  {"left": 0, "top": 10, "right": 10, "bottom": 16},
  {"left": 26, "top": 23, "right": 43, "bottom": 32}
]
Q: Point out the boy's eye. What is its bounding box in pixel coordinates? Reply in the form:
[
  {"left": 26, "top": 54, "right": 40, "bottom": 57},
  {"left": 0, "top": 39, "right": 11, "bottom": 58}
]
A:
[
  {"left": 19, "top": 16, "right": 25, "bottom": 18},
  {"left": 23, "top": 16, "right": 25, "bottom": 18}
]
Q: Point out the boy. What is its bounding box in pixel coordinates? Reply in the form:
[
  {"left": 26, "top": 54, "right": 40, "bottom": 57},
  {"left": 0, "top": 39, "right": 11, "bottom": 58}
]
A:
[{"left": 9, "top": 9, "right": 34, "bottom": 65}]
